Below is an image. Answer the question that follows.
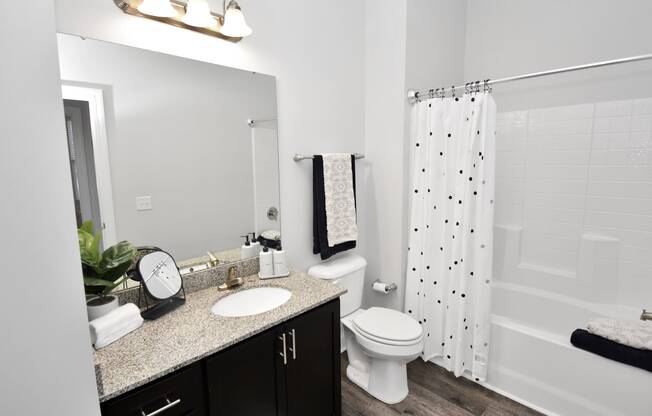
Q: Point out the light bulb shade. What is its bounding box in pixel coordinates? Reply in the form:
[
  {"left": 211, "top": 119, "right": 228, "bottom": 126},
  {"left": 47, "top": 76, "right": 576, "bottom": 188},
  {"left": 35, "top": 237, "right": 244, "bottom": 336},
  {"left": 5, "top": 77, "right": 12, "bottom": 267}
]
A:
[
  {"left": 181, "top": 0, "right": 216, "bottom": 28},
  {"left": 137, "top": 0, "right": 178, "bottom": 17},
  {"left": 220, "top": 1, "right": 252, "bottom": 37}
]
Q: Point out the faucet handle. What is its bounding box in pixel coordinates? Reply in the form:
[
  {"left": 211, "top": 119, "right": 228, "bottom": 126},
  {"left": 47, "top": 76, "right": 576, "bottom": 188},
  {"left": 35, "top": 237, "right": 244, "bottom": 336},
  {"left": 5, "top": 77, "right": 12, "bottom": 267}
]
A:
[
  {"left": 227, "top": 266, "right": 237, "bottom": 279},
  {"left": 206, "top": 251, "right": 219, "bottom": 267}
]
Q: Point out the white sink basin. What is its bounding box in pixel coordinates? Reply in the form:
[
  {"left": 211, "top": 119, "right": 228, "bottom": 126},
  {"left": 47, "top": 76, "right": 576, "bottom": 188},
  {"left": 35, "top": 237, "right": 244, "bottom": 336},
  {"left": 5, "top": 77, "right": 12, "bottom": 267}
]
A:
[{"left": 211, "top": 287, "right": 292, "bottom": 317}]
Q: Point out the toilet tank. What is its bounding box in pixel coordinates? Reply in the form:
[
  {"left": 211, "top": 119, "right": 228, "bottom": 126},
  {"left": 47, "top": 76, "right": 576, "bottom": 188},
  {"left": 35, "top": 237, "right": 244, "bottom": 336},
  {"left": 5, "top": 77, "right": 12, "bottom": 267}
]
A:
[{"left": 308, "top": 254, "right": 367, "bottom": 317}]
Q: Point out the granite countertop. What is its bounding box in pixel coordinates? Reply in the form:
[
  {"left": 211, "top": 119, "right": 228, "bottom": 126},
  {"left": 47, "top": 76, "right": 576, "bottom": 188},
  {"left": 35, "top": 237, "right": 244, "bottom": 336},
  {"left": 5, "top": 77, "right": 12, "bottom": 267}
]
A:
[{"left": 94, "top": 271, "right": 346, "bottom": 402}]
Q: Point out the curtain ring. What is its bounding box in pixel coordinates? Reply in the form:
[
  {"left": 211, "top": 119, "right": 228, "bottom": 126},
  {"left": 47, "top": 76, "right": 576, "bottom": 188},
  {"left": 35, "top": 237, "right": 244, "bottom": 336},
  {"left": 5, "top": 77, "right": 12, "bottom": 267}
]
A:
[
  {"left": 483, "top": 79, "right": 492, "bottom": 93},
  {"left": 474, "top": 80, "right": 480, "bottom": 94},
  {"left": 464, "top": 83, "right": 470, "bottom": 95},
  {"left": 451, "top": 85, "right": 456, "bottom": 98}
]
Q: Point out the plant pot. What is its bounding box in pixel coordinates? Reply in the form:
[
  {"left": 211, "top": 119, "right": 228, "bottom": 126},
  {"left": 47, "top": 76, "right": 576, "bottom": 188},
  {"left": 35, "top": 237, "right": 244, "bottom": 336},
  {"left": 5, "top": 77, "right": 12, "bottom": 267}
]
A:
[{"left": 87, "top": 295, "right": 119, "bottom": 321}]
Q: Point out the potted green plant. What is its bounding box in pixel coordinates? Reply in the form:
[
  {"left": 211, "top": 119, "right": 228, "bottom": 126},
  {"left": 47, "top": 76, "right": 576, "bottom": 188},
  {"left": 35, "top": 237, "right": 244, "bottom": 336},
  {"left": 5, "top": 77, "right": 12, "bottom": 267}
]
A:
[{"left": 78, "top": 221, "right": 137, "bottom": 321}]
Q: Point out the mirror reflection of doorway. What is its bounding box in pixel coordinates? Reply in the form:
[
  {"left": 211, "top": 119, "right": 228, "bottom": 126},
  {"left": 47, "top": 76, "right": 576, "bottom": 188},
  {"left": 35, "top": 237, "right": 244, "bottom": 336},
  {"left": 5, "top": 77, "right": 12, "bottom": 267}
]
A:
[
  {"left": 61, "top": 84, "right": 117, "bottom": 247},
  {"left": 64, "top": 99, "right": 102, "bottom": 233}
]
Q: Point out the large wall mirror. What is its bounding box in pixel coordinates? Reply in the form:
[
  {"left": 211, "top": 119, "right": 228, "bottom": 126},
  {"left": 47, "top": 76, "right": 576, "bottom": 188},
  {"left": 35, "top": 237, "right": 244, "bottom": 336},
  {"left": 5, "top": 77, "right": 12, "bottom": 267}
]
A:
[{"left": 57, "top": 33, "right": 281, "bottom": 281}]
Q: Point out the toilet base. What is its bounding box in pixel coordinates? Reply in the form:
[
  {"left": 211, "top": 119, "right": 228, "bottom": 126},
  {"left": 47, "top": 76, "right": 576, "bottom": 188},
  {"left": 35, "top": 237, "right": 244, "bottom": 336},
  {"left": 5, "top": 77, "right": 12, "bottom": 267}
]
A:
[
  {"left": 341, "top": 309, "right": 422, "bottom": 405},
  {"left": 346, "top": 359, "right": 409, "bottom": 404}
]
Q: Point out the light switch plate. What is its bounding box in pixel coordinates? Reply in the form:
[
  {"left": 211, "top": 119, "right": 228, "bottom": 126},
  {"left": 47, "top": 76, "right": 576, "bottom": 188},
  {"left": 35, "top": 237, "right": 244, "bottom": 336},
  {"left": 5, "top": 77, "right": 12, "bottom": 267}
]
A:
[{"left": 136, "top": 196, "right": 152, "bottom": 211}]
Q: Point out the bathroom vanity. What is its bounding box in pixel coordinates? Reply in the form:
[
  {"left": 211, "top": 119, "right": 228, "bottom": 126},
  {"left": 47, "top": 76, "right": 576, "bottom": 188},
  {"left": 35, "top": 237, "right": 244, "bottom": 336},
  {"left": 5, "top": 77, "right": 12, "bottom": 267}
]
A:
[
  {"left": 54, "top": 30, "right": 344, "bottom": 416},
  {"left": 96, "top": 272, "right": 345, "bottom": 416}
]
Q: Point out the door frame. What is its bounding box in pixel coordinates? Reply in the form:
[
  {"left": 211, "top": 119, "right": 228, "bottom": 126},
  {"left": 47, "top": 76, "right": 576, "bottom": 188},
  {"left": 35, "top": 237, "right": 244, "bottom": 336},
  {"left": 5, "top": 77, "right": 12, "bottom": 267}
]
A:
[{"left": 61, "top": 84, "right": 117, "bottom": 246}]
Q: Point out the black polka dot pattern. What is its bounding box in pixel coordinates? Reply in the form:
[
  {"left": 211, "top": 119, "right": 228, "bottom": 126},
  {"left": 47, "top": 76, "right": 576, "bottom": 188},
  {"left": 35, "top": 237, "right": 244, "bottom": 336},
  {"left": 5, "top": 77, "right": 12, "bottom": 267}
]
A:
[{"left": 404, "top": 93, "right": 495, "bottom": 382}]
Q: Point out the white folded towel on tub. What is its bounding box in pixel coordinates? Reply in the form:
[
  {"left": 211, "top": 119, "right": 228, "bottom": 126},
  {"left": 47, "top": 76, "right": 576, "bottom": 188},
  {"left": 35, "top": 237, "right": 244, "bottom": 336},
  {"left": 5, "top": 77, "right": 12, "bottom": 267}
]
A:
[
  {"left": 89, "top": 303, "right": 143, "bottom": 349},
  {"left": 587, "top": 317, "right": 652, "bottom": 350}
]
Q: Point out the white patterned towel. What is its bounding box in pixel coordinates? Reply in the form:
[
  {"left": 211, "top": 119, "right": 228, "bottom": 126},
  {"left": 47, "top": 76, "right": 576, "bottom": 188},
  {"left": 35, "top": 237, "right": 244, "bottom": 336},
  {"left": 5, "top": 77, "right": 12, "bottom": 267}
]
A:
[
  {"left": 587, "top": 317, "right": 652, "bottom": 350},
  {"left": 322, "top": 153, "right": 358, "bottom": 247}
]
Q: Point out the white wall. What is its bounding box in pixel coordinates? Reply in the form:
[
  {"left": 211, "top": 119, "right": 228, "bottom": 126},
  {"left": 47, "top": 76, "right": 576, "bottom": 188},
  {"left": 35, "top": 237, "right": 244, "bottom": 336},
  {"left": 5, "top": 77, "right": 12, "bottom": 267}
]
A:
[
  {"left": 0, "top": 3, "right": 100, "bottom": 415},
  {"left": 55, "top": 0, "right": 366, "bottom": 272},
  {"left": 58, "top": 34, "right": 276, "bottom": 260},
  {"left": 466, "top": 0, "right": 652, "bottom": 311},
  {"left": 465, "top": 0, "right": 652, "bottom": 83},
  {"left": 465, "top": 2, "right": 652, "bottom": 414},
  {"left": 464, "top": 0, "right": 652, "bottom": 111},
  {"left": 362, "top": 0, "right": 467, "bottom": 310},
  {"left": 361, "top": 0, "right": 408, "bottom": 310},
  {"left": 406, "top": 0, "right": 467, "bottom": 93},
  {"left": 251, "top": 124, "right": 281, "bottom": 233}
]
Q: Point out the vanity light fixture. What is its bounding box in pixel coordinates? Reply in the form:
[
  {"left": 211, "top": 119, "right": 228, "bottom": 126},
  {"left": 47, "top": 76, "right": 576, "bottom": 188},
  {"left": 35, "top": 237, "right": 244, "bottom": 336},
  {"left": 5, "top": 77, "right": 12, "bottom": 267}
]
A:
[
  {"left": 137, "top": 0, "right": 178, "bottom": 17},
  {"left": 181, "top": 0, "right": 216, "bottom": 28},
  {"left": 113, "top": 0, "right": 252, "bottom": 42},
  {"left": 219, "top": 0, "right": 252, "bottom": 37}
]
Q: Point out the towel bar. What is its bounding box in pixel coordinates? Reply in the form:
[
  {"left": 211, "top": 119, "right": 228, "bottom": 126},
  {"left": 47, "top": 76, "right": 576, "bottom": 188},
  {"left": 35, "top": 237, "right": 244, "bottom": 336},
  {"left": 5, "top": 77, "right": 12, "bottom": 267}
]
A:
[{"left": 293, "top": 153, "right": 365, "bottom": 162}]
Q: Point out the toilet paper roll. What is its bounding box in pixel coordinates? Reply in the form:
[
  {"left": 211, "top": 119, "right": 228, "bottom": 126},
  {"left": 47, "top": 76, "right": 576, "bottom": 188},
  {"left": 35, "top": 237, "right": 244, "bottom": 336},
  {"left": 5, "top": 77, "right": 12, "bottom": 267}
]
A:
[{"left": 373, "top": 281, "right": 389, "bottom": 293}]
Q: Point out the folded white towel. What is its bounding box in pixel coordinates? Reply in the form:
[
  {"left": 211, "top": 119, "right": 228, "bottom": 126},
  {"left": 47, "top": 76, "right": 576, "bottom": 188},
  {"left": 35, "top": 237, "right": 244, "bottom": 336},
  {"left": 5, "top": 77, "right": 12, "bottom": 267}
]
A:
[
  {"left": 587, "top": 317, "right": 652, "bottom": 350},
  {"left": 90, "top": 303, "right": 143, "bottom": 349},
  {"left": 322, "top": 153, "right": 358, "bottom": 247}
]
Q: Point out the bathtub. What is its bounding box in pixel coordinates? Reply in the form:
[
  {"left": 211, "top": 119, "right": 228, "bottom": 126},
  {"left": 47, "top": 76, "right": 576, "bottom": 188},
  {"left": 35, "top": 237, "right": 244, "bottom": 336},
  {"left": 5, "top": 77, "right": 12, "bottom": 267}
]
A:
[{"left": 482, "top": 225, "right": 651, "bottom": 416}]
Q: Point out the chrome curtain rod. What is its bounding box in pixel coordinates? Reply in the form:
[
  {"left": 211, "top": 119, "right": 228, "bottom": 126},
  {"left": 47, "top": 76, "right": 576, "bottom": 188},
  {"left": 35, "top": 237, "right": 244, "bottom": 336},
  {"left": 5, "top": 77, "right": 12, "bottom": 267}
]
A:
[
  {"left": 408, "top": 53, "right": 652, "bottom": 103},
  {"left": 293, "top": 153, "right": 365, "bottom": 161}
]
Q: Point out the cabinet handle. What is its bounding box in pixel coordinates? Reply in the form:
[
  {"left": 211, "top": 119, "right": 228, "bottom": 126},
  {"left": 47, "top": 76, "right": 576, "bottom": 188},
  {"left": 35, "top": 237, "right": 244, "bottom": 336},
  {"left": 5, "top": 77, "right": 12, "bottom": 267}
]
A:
[
  {"left": 140, "top": 397, "right": 180, "bottom": 416},
  {"left": 288, "top": 329, "right": 297, "bottom": 360},
  {"left": 279, "top": 333, "right": 287, "bottom": 365}
]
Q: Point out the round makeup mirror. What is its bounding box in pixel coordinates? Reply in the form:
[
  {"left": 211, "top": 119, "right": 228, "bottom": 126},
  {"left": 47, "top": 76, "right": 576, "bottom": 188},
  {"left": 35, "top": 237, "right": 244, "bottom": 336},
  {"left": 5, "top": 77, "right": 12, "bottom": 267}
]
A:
[{"left": 138, "top": 251, "right": 183, "bottom": 300}]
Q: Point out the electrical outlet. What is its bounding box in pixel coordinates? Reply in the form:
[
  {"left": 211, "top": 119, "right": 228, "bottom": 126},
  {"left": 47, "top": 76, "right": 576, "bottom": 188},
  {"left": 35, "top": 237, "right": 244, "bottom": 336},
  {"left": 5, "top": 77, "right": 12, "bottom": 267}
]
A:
[{"left": 136, "top": 196, "right": 152, "bottom": 211}]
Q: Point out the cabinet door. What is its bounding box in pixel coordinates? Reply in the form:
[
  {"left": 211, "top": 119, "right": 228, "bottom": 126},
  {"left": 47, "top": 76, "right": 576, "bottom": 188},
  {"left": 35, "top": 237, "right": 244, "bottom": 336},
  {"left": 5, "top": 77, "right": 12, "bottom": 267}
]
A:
[
  {"left": 284, "top": 300, "right": 341, "bottom": 416},
  {"left": 206, "top": 328, "right": 282, "bottom": 416},
  {"left": 101, "top": 363, "right": 205, "bottom": 416}
]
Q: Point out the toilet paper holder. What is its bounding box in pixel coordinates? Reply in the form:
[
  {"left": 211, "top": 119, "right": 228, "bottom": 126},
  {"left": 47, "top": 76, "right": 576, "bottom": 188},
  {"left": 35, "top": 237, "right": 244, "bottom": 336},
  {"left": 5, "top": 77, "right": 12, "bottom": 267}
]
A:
[{"left": 372, "top": 280, "right": 397, "bottom": 293}]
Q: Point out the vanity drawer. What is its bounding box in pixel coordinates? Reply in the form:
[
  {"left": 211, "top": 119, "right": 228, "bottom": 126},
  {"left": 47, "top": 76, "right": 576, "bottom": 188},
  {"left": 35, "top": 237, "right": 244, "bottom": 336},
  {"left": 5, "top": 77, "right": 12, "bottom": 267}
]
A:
[{"left": 101, "top": 363, "right": 206, "bottom": 416}]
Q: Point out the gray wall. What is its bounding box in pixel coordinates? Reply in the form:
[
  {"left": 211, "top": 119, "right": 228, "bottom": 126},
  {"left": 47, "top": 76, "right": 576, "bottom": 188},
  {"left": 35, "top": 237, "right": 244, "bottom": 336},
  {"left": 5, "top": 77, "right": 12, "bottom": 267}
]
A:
[
  {"left": 58, "top": 34, "right": 277, "bottom": 260},
  {"left": 0, "top": 2, "right": 100, "bottom": 415},
  {"left": 464, "top": 0, "right": 652, "bottom": 109}
]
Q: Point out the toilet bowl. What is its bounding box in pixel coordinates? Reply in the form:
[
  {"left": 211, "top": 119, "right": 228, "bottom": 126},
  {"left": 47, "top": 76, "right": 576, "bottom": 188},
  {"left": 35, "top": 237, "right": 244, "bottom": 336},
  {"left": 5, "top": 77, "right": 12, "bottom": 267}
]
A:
[
  {"left": 342, "top": 308, "right": 423, "bottom": 404},
  {"left": 308, "top": 255, "right": 424, "bottom": 404}
]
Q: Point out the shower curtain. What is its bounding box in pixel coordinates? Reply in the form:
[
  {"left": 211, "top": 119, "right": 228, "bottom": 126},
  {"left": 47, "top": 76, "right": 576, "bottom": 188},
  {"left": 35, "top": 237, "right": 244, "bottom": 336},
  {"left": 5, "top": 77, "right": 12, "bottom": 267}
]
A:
[{"left": 405, "top": 92, "right": 496, "bottom": 381}]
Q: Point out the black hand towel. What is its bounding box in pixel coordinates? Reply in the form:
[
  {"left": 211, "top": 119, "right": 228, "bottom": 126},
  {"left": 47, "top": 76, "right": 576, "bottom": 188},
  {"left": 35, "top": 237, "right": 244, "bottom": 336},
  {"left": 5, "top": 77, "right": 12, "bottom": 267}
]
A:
[
  {"left": 313, "top": 154, "right": 357, "bottom": 260},
  {"left": 570, "top": 329, "right": 652, "bottom": 372}
]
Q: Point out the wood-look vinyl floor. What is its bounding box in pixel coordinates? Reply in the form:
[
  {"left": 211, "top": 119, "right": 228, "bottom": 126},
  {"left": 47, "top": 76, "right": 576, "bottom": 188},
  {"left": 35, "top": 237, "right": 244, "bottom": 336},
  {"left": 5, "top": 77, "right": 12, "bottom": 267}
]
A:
[{"left": 341, "top": 355, "right": 544, "bottom": 416}]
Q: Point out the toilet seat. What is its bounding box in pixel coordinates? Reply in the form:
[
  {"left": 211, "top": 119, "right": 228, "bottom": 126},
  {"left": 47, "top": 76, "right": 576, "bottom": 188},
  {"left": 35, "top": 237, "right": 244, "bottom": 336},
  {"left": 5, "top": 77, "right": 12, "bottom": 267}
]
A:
[
  {"left": 353, "top": 307, "right": 423, "bottom": 346},
  {"left": 340, "top": 308, "right": 424, "bottom": 404}
]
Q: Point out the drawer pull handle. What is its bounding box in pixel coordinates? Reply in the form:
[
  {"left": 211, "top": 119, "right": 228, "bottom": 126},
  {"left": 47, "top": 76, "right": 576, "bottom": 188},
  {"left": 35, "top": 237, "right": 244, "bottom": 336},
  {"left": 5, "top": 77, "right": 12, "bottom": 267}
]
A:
[
  {"left": 140, "top": 397, "right": 181, "bottom": 416},
  {"left": 279, "top": 333, "right": 287, "bottom": 365},
  {"left": 289, "top": 329, "right": 297, "bottom": 360}
]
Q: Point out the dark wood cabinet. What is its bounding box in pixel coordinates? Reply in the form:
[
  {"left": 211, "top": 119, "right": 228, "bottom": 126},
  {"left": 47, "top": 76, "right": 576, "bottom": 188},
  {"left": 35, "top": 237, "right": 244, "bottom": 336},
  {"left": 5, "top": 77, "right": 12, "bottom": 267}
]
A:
[
  {"left": 101, "top": 363, "right": 206, "bottom": 416},
  {"left": 206, "top": 326, "right": 280, "bottom": 416},
  {"left": 282, "top": 301, "right": 341, "bottom": 416},
  {"left": 100, "top": 299, "right": 341, "bottom": 416}
]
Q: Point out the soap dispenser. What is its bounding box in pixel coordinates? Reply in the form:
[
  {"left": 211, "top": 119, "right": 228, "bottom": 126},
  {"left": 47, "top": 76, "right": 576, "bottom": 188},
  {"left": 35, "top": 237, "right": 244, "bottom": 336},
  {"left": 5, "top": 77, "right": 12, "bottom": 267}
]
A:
[
  {"left": 272, "top": 244, "right": 289, "bottom": 277},
  {"left": 259, "top": 246, "right": 274, "bottom": 277},
  {"left": 240, "top": 235, "right": 255, "bottom": 259},
  {"left": 249, "top": 232, "right": 261, "bottom": 256}
]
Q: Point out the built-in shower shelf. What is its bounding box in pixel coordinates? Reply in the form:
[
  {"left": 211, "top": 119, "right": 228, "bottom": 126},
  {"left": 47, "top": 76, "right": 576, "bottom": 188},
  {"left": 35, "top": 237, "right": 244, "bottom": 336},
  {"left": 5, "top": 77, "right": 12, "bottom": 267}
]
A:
[{"left": 517, "top": 262, "right": 576, "bottom": 279}]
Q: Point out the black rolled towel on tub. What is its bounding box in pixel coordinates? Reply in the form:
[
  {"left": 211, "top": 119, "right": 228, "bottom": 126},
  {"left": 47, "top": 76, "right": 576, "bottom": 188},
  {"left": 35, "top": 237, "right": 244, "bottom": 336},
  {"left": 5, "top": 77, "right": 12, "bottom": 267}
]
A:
[{"left": 570, "top": 329, "right": 652, "bottom": 372}]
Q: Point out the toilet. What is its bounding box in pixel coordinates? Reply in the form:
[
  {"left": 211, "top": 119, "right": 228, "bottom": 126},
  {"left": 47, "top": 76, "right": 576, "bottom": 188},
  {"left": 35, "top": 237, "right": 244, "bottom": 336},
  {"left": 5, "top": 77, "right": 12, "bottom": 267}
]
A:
[{"left": 308, "top": 254, "right": 423, "bottom": 404}]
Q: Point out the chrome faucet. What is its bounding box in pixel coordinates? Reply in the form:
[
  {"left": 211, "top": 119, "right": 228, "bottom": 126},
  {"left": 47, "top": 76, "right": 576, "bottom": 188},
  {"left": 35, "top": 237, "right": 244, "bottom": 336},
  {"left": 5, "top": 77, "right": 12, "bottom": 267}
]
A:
[
  {"left": 218, "top": 266, "right": 244, "bottom": 291},
  {"left": 206, "top": 251, "right": 219, "bottom": 268},
  {"left": 641, "top": 309, "right": 652, "bottom": 321}
]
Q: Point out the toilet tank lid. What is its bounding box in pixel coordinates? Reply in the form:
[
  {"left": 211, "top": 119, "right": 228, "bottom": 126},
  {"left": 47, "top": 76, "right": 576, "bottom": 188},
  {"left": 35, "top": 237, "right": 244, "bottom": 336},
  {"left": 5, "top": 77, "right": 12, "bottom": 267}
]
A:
[{"left": 308, "top": 255, "right": 367, "bottom": 280}]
